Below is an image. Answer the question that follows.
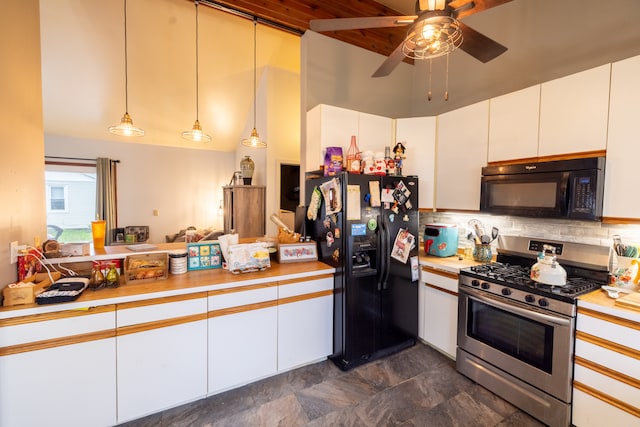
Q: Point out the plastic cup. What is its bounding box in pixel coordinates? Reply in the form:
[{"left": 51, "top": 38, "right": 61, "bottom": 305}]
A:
[{"left": 91, "top": 220, "right": 106, "bottom": 249}]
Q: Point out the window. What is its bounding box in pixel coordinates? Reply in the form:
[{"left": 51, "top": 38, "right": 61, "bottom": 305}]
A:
[
  {"left": 45, "top": 164, "right": 96, "bottom": 243},
  {"left": 48, "top": 185, "right": 68, "bottom": 212}
]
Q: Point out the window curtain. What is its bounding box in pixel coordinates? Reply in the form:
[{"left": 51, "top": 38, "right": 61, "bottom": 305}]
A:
[{"left": 96, "top": 158, "right": 118, "bottom": 246}]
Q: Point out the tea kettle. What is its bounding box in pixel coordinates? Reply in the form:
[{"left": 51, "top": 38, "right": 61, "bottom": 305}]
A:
[{"left": 530, "top": 244, "right": 567, "bottom": 286}]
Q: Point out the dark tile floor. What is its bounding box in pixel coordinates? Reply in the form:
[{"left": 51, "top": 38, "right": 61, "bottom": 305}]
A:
[{"left": 120, "top": 342, "right": 545, "bottom": 427}]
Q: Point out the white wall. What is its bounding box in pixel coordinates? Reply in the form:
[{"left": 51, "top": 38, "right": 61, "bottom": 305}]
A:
[
  {"left": 0, "top": 0, "right": 46, "bottom": 286},
  {"left": 301, "top": 31, "right": 413, "bottom": 119},
  {"left": 45, "top": 135, "right": 235, "bottom": 243}
]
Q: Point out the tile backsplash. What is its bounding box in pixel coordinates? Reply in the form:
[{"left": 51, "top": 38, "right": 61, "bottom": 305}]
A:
[{"left": 419, "top": 211, "right": 640, "bottom": 250}]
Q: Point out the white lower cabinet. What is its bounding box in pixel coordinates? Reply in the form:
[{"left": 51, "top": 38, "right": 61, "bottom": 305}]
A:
[
  {"left": 116, "top": 294, "right": 208, "bottom": 423},
  {"left": 208, "top": 283, "right": 278, "bottom": 394},
  {"left": 278, "top": 274, "right": 333, "bottom": 372},
  {"left": 0, "top": 306, "right": 117, "bottom": 427},
  {"left": 572, "top": 305, "right": 640, "bottom": 426},
  {"left": 420, "top": 266, "right": 459, "bottom": 359}
]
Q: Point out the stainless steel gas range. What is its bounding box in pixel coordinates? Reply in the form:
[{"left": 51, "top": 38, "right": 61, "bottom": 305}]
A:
[{"left": 456, "top": 236, "right": 610, "bottom": 427}]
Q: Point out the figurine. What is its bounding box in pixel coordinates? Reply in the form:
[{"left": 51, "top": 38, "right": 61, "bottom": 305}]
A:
[{"left": 393, "top": 142, "right": 406, "bottom": 176}]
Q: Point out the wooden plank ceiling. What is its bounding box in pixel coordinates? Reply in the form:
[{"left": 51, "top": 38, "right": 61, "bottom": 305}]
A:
[{"left": 200, "top": 0, "right": 410, "bottom": 60}]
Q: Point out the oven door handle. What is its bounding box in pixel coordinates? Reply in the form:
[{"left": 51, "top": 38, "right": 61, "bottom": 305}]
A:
[{"left": 464, "top": 288, "right": 571, "bottom": 327}]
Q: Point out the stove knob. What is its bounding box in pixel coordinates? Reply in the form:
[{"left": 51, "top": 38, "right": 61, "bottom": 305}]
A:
[
  {"left": 525, "top": 294, "right": 536, "bottom": 303},
  {"left": 501, "top": 288, "right": 511, "bottom": 296},
  {"left": 538, "top": 298, "right": 549, "bottom": 307},
  {"left": 471, "top": 279, "right": 480, "bottom": 287},
  {"left": 481, "top": 282, "right": 490, "bottom": 290}
]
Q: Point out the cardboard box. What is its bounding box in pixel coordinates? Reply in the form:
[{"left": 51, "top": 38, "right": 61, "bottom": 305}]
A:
[
  {"left": 61, "top": 242, "right": 90, "bottom": 256},
  {"left": 3, "top": 272, "right": 62, "bottom": 306},
  {"left": 124, "top": 253, "right": 168, "bottom": 283}
]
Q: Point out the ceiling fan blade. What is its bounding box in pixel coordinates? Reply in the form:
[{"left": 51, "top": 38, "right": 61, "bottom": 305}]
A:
[
  {"left": 372, "top": 42, "right": 407, "bottom": 78},
  {"left": 449, "top": 0, "right": 513, "bottom": 19},
  {"left": 458, "top": 22, "right": 507, "bottom": 63},
  {"left": 310, "top": 15, "right": 417, "bottom": 32}
]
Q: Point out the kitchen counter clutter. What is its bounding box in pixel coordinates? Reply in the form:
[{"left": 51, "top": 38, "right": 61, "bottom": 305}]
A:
[{"left": 0, "top": 246, "right": 335, "bottom": 426}]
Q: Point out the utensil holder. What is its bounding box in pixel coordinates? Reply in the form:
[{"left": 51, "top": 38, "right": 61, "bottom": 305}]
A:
[{"left": 473, "top": 244, "right": 492, "bottom": 263}]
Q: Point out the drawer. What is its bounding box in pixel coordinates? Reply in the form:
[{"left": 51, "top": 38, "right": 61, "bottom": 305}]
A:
[
  {"left": 208, "top": 282, "right": 278, "bottom": 311},
  {"left": 421, "top": 266, "right": 459, "bottom": 293},
  {"left": 117, "top": 293, "right": 207, "bottom": 327},
  {"left": 0, "top": 306, "right": 115, "bottom": 347},
  {"left": 279, "top": 274, "right": 333, "bottom": 299}
]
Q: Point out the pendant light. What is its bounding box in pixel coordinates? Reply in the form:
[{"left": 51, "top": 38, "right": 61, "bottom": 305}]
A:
[
  {"left": 242, "top": 17, "right": 266, "bottom": 148},
  {"left": 182, "top": 0, "right": 211, "bottom": 142},
  {"left": 108, "top": 0, "right": 144, "bottom": 137}
]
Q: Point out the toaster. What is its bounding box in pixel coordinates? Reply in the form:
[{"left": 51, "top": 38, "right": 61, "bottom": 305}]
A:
[{"left": 424, "top": 224, "right": 458, "bottom": 257}]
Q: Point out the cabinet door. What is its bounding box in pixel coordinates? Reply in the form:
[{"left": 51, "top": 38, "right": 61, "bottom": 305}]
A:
[
  {"left": 0, "top": 307, "right": 117, "bottom": 427},
  {"left": 488, "top": 85, "right": 540, "bottom": 163},
  {"left": 116, "top": 294, "right": 208, "bottom": 423},
  {"left": 358, "top": 111, "right": 393, "bottom": 154},
  {"left": 538, "top": 64, "right": 610, "bottom": 157},
  {"left": 278, "top": 274, "right": 333, "bottom": 372},
  {"left": 208, "top": 283, "right": 278, "bottom": 394},
  {"left": 223, "top": 185, "right": 266, "bottom": 237},
  {"left": 396, "top": 116, "right": 436, "bottom": 209},
  {"left": 421, "top": 267, "right": 459, "bottom": 359},
  {"left": 436, "top": 100, "right": 489, "bottom": 211},
  {"left": 306, "top": 104, "right": 359, "bottom": 172},
  {"left": 604, "top": 54, "right": 640, "bottom": 219}
]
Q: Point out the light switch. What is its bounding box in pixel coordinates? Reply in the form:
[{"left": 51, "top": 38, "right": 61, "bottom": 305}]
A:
[{"left": 153, "top": 209, "right": 159, "bottom": 216}]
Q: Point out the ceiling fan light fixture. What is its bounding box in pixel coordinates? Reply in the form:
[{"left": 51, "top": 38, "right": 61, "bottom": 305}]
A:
[{"left": 402, "top": 13, "right": 462, "bottom": 60}]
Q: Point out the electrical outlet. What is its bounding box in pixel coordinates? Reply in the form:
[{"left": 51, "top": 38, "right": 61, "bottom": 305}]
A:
[{"left": 10, "top": 241, "right": 18, "bottom": 264}]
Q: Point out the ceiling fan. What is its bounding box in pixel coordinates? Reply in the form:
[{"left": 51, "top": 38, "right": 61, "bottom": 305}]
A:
[{"left": 310, "top": 0, "right": 511, "bottom": 77}]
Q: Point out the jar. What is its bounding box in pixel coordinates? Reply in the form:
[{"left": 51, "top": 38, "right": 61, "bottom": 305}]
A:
[
  {"left": 240, "top": 156, "right": 255, "bottom": 185},
  {"left": 473, "top": 244, "right": 492, "bottom": 263},
  {"left": 106, "top": 263, "right": 120, "bottom": 288}
]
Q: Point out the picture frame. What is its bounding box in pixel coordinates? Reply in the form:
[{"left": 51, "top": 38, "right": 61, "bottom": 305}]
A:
[{"left": 187, "top": 241, "right": 222, "bottom": 271}]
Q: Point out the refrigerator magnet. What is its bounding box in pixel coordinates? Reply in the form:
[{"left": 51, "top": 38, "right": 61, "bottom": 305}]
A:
[
  {"left": 334, "top": 228, "right": 341, "bottom": 238},
  {"left": 326, "top": 231, "right": 334, "bottom": 247},
  {"left": 367, "top": 218, "right": 377, "bottom": 231}
]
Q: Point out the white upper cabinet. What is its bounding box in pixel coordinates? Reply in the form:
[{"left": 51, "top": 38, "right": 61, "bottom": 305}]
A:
[
  {"left": 603, "top": 54, "right": 640, "bottom": 219},
  {"left": 488, "top": 85, "right": 540, "bottom": 162},
  {"left": 396, "top": 116, "right": 436, "bottom": 209},
  {"left": 306, "top": 104, "right": 393, "bottom": 172},
  {"left": 538, "top": 64, "right": 611, "bottom": 157},
  {"left": 436, "top": 100, "right": 489, "bottom": 211}
]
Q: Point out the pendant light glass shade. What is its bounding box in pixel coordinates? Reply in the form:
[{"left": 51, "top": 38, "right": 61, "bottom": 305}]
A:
[
  {"left": 109, "top": 0, "right": 144, "bottom": 137},
  {"left": 242, "top": 18, "right": 266, "bottom": 148},
  {"left": 182, "top": 0, "right": 211, "bottom": 143}
]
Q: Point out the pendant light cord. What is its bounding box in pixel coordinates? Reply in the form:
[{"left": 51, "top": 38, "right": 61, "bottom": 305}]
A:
[
  {"left": 252, "top": 17, "right": 257, "bottom": 129},
  {"left": 123, "top": 0, "right": 130, "bottom": 114},
  {"left": 195, "top": 0, "right": 200, "bottom": 121}
]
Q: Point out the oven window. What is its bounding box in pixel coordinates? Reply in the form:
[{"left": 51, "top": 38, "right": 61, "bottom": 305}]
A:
[
  {"left": 467, "top": 298, "right": 553, "bottom": 373},
  {"left": 488, "top": 182, "right": 557, "bottom": 208}
]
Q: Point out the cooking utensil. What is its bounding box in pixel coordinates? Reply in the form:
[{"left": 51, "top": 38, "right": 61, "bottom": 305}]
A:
[
  {"left": 601, "top": 285, "right": 633, "bottom": 299},
  {"left": 490, "top": 226, "right": 499, "bottom": 243},
  {"left": 468, "top": 219, "right": 486, "bottom": 241}
]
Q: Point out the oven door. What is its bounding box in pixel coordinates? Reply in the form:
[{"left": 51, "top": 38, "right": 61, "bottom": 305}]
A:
[
  {"left": 457, "top": 286, "right": 574, "bottom": 402},
  {"left": 480, "top": 171, "right": 570, "bottom": 218}
]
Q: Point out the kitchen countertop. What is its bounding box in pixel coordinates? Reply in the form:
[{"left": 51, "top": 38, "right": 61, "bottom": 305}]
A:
[
  {"left": 0, "top": 258, "right": 335, "bottom": 319},
  {"left": 578, "top": 287, "right": 640, "bottom": 323},
  {"left": 419, "top": 249, "right": 485, "bottom": 274}
]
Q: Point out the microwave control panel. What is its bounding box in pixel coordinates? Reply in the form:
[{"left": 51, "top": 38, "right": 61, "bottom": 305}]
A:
[{"left": 573, "top": 175, "right": 594, "bottom": 212}]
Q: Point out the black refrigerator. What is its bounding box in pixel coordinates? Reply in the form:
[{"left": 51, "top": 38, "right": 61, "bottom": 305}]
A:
[{"left": 305, "top": 171, "right": 419, "bottom": 370}]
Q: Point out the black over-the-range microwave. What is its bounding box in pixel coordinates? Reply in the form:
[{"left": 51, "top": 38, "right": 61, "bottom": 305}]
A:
[{"left": 480, "top": 156, "right": 605, "bottom": 220}]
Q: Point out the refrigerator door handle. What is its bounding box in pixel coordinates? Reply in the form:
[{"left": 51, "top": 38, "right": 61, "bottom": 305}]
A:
[
  {"left": 377, "top": 214, "right": 385, "bottom": 291},
  {"left": 382, "top": 215, "right": 392, "bottom": 289}
]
